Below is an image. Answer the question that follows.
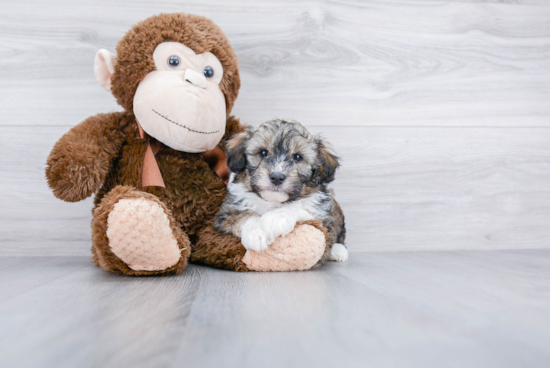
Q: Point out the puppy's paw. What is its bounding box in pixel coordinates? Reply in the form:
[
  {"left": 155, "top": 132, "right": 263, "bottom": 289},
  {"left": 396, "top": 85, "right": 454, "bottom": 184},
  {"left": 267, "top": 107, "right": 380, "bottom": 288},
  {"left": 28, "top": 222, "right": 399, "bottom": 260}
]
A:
[
  {"left": 260, "top": 209, "right": 297, "bottom": 244},
  {"left": 328, "top": 243, "right": 348, "bottom": 262},
  {"left": 240, "top": 217, "right": 269, "bottom": 252}
]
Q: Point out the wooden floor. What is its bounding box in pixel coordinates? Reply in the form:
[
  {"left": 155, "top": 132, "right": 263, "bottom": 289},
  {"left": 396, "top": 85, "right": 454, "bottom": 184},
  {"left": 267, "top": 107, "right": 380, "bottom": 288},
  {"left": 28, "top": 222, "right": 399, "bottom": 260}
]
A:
[{"left": 1, "top": 251, "right": 549, "bottom": 368}]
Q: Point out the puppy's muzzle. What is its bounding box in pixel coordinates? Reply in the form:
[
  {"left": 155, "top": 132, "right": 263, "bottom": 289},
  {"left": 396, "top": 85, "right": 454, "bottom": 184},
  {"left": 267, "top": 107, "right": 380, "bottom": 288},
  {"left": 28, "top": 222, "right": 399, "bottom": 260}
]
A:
[{"left": 269, "top": 172, "right": 286, "bottom": 186}]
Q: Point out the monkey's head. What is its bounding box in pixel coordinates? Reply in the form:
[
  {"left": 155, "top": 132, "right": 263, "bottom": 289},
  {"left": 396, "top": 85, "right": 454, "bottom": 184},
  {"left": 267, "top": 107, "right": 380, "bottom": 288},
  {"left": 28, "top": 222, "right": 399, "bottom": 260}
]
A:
[{"left": 94, "top": 13, "right": 240, "bottom": 153}]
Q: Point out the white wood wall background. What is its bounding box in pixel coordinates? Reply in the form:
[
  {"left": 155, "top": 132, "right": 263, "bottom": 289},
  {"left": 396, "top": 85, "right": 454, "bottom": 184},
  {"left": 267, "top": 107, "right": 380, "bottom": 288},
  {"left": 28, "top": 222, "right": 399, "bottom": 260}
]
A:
[{"left": 1, "top": 0, "right": 550, "bottom": 256}]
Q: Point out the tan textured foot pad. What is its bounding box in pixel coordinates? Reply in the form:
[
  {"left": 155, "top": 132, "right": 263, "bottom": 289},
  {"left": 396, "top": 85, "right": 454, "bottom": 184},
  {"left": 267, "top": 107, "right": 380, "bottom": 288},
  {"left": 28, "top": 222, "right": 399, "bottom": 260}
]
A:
[
  {"left": 242, "top": 224, "right": 326, "bottom": 272},
  {"left": 106, "top": 198, "right": 181, "bottom": 271}
]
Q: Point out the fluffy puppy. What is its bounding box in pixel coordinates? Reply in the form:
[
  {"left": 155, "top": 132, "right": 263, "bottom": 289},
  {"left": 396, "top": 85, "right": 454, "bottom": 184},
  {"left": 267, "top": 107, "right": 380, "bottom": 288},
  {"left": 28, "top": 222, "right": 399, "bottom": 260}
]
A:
[{"left": 214, "top": 118, "right": 348, "bottom": 263}]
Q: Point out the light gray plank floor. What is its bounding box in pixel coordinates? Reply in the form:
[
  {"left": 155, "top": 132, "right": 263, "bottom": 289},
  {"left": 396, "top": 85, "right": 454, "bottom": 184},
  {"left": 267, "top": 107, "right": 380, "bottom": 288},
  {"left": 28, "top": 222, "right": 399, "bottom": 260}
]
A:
[{"left": 0, "top": 251, "right": 549, "bottom": 368}]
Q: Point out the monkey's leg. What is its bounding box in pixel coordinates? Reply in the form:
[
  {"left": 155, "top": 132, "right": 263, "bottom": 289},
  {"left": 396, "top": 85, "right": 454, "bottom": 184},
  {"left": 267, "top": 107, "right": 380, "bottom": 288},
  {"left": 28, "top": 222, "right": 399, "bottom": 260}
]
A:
[
  {"left": 191, "top": 222, "right": 250, "bottom": 272},
  {"left": 91, "top": 185, "right": 190, "bottom": 276},
  {"left": 243, "top": 220, "right": 328, "bottom": 272},
  {"left": 191, "top": 220, "right": 328, "bottom": 272}
]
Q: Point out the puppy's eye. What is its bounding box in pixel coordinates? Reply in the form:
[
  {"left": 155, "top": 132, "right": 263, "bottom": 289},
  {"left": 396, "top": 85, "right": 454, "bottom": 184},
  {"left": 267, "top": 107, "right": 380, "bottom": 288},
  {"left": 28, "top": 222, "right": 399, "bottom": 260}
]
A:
[
  {"left": 292, "top": 154, "right": 302, "bottom": 162},
  {"left": 168, "top": 55, "right": 180, "bottom": 68},
  {"left": 203, "top": 66, "right": 214, "bottom": 78},
  {"left": 260, "top": 150, "right": 268, "bottom": 158}
]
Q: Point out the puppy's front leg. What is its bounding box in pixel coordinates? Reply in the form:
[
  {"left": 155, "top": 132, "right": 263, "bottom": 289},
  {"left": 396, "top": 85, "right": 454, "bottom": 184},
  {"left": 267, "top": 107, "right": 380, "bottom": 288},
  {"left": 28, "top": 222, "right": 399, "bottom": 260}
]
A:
[
  {"left": 215, "top": 208, "right": 269, "bottom": 252},
  {"left": 260, "top": 208, "right": 297, "bottom": 244},
  {"left": 240, "top": 216, "right": 270, "bottom": 252}
]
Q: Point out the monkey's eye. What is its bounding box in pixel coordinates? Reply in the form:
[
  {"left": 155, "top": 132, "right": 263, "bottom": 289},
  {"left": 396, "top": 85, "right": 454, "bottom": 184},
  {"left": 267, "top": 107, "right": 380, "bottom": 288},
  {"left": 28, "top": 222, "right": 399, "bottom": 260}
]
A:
[
  {"left": 167, "top": 55, "right": 180, "bottom": 68},
  {"left": 292, "top": 154, "right": 302, "bottom": 162},
  {"left": 260, "top": 150, "right": 268, "bottom": 158},
  {"left": 203, "top": 66, "right": 214, "bottom": 78}
]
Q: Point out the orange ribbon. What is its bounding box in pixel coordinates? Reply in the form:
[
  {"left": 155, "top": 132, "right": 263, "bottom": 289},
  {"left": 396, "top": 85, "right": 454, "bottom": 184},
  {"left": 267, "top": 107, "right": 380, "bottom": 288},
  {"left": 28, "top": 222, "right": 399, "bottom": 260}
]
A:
[{"left": 136, "top": 120, "right": 230, "bottom": 188}]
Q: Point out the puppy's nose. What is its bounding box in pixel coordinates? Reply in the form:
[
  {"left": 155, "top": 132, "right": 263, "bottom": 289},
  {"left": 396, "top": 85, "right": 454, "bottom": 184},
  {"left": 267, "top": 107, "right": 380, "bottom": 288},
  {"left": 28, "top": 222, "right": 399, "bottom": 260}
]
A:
[
  {"left": 184, "top": 69, "right": 208, "bottom": 89},
  {"left": 269, "top": 172, "right": 286, "bottom": 186}
]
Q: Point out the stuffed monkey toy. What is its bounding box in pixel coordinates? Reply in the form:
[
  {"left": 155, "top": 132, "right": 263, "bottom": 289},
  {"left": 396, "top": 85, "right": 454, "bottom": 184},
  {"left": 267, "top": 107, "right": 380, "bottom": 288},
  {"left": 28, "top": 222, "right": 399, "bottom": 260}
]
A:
[{"left": 45, "top": 13, "right": 328, "bottom": 275}]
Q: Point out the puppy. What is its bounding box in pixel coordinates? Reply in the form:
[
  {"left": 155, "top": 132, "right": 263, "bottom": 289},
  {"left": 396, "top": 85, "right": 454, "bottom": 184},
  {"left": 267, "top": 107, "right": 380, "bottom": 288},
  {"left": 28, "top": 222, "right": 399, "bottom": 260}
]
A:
[{"left": 214, "top": 118, "right": 348, "bottom": 263}]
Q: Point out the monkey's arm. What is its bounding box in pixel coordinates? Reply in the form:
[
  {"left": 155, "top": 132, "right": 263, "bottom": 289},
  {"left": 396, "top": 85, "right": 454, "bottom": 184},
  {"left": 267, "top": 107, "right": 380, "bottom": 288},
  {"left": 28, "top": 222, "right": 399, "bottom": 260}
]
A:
[{"left": 46, "top": 112, "right": 129, "bottom": 202}]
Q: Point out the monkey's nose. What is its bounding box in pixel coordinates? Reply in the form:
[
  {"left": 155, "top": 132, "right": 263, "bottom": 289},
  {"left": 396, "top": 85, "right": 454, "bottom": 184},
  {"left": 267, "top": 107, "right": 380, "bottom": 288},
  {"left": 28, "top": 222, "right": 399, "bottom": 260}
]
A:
[
  {"left": 184, "top": 69, "right": 208, "bottom": 89},
  {"left": 269, "top": 172, "right": 286, "bottom": 186}
]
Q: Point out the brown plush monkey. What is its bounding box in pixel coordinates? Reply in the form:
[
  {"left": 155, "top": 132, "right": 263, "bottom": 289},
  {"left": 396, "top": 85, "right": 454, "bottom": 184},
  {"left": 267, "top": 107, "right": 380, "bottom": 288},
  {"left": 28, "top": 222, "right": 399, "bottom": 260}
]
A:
[{"left": 45, "top": 13, "right": 328, "bottom": 275}]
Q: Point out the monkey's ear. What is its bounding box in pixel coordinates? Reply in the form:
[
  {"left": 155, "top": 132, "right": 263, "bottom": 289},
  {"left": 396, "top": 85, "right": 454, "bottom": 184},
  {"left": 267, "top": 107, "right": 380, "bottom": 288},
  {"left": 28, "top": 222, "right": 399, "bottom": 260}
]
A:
[
  {"left": 313, "top": 137, "right": 340, "bottom": 185},
  {"left": 226, "top": 127, "right": 254, "bottom": 173},
  {"left": 94, "top": 49, "right": 117, "bottom": 91}
]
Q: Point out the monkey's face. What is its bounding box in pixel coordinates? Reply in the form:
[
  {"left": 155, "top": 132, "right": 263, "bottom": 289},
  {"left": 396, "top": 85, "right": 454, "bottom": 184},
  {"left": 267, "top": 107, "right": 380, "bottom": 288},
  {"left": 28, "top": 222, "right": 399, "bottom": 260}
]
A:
[
  {"left": 132, "top": 42, "right": 226, "bottom": 152},
  {"left": 94, "top": 14, "right": 241, "bottom": 152}
]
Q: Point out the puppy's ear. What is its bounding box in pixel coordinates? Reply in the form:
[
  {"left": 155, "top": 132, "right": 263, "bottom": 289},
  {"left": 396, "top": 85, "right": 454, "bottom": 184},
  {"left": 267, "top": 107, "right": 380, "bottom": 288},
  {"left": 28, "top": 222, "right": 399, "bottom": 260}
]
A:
[
  {"left": 313, "top": 136, "right": 340, "bottom": 185},
  {"left": 226, "top": 126, "right": 254, "bottom": 173}
]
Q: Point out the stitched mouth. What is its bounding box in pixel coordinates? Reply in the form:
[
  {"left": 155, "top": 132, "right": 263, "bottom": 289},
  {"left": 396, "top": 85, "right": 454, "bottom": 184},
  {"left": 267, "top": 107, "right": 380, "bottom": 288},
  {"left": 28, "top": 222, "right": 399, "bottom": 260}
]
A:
[{"left": 152, "top": 109, "right": 220, "bottom": 135}]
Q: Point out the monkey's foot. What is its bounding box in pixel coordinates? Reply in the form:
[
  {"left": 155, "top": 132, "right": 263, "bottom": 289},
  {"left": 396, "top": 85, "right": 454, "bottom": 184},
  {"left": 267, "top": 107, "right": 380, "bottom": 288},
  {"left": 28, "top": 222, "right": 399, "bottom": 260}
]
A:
[
  {"left": 242, "top": 221, "right": 327, "bottom": 272},
  {"left": 106, "top": 197, "right": 181, "bottom": 271},
  {"left": 92, "top": 186, "right": 190, "bottom": 276}
]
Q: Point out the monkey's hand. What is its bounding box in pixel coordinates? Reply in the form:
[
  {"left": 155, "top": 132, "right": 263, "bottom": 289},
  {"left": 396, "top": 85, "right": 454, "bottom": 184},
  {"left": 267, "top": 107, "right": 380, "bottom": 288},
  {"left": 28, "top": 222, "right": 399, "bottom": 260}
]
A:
[
  {"left": 260, "top": 208, "right": 297, "bottom": 245},
  {"left": 46, "top": 112, "right": 127, "bottom": 202}
]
